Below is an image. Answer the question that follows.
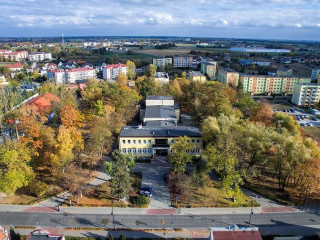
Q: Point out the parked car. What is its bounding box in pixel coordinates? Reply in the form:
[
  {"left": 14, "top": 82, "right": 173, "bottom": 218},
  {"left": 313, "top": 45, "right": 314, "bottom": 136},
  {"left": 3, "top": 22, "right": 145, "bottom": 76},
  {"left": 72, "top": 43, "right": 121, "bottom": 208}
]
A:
[
  {"left": 141, "top": 186, "right": 152, "bottom": 193},
  {"left": 306, "top": 123, "right": 312, "bottom": 126},
  {"left": 140, "top": 191, "right": 152, "bottom": 197},
  {"left": 312, "top": 117, "right": 318, "bottom": 121},
  {"left": 300, "top": 123, "right": 305, "bottom": 126}
]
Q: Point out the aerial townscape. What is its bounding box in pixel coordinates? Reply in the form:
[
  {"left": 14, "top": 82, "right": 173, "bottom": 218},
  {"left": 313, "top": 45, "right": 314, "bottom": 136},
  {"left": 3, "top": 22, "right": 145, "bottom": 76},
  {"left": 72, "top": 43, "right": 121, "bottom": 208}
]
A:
[{"left": 0, "top": 1, "right": 320, "bottom": 240}]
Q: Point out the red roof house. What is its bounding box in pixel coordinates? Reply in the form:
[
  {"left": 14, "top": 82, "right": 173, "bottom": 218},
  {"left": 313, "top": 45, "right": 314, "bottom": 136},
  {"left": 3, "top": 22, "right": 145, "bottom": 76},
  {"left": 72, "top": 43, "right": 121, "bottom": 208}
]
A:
[{"left": 26, "top": 93, "right": 59, "bottom": 113}]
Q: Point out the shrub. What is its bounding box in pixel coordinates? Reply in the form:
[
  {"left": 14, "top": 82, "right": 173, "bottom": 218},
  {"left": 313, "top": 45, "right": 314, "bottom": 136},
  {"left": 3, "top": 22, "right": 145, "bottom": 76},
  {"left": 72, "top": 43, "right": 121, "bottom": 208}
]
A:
[
  {"left": 27, "top": 180, "right": 48, "bottom": 197},
  {"left": 132, "top": 195, "right": 150, "bottom": 206}
]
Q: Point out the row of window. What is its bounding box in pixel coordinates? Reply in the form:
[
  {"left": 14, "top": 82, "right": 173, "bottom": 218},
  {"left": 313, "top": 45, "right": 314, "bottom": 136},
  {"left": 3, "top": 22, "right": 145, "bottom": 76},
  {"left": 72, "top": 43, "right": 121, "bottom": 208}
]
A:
[
  {"left": 122, "top": 139, "right": 201, "bottom": 144},
  {"left": 121, "top": 148, "right": 200, "bottom": 154}
]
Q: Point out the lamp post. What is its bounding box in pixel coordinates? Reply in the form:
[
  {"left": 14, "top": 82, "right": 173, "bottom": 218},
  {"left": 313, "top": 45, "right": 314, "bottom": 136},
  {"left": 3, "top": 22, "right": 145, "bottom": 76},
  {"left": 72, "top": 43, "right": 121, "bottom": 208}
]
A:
[
  {"left": 111, "top": 199, "right": 115, "bottom": 230},
  {"left": 15, "top": 119, "right": 19, "bottom": 141},
  {"left": 248, "top": 200, "right": 254, "bottom": 226}
]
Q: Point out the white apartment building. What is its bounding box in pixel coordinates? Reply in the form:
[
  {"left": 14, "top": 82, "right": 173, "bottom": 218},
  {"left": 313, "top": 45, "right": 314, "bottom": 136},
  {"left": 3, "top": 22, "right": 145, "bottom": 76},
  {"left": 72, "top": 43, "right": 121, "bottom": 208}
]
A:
[
  {"left": 154, "top": 72, "right": 169, "bottom": 84},
  {"left": 102, "top": 63, "right": 127, "bottom": 81},
  {"left": 66, "top": 68, "right": 96, "bottom": 84},
  {"left": 47, "top": 69, "right": 67, "bottom": 84},
  {"left": 311, "top": 68, "right": 320, "bottom": 82},
  {"left": 28, "top": 52, "right": 52, "bottom": 62},
  {"left": 47, "top": 68, "right": 96, "bottom": 84},
  {"left": 292, "top": 83, "right": 320, "bottom": 106},
  {"left": 152, "top": 58, "right": 172, "bottom": 68}
]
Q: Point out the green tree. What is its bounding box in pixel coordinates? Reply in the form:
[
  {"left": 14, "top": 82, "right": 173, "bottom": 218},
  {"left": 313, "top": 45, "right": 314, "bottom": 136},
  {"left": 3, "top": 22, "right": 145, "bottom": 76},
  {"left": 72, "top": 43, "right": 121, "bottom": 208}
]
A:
[
  {"left": 145, "top": 64, "right": 157, "bottom": 78},
  {"left": 272, "top": 112, "right": 300, "bottom": 134},
  {"left": 126, "top": 60, "right": 136, "bottom": 80},
  {"left": 169, "top": 136, "right": 194, "bottom": 173},
  {"left": 110, "top": 150, "right": 131, "bottom": 200},
  {"left": 0, "top": 141, "right": 35, "bottom": 194}
]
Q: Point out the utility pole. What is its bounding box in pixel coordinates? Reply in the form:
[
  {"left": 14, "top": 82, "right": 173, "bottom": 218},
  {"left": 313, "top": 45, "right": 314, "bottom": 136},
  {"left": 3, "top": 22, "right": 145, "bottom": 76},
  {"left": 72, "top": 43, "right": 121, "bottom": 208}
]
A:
[
  {"left": 248, "top": 200, "right": 254, "bottom": 225},
  {"left": 62, "top": 33, "right": 65, "bottom": 52}
]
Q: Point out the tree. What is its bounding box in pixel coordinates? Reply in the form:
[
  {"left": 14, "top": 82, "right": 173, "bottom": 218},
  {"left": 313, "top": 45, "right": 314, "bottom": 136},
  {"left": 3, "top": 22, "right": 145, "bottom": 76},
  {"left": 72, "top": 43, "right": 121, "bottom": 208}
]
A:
[
  {"left": 110, "top": 150, "right": 131, "bottom": 200},
  {"left": 115, "top": 71, "right": 128, "bottom": 88},
  {"left": 60, "top": 104, "right": 81, "bottom": 128},
  {"left": 145, "top": 64, "right": 157, "bottom": 78},
  {"left": 251, "top": 103, "right": 274, "bottom": 125},
  {"left": 272, "top": 112, "right": 300, "bottom": 134},
  {"left": 168, "top": 136, "right": 194, "bottom": 173},
  {"left": 126, "top": 60, "right": 136, "bottom": 80},
  {"left": 0, "top": 141, "right": 35, "bottom": 194}
]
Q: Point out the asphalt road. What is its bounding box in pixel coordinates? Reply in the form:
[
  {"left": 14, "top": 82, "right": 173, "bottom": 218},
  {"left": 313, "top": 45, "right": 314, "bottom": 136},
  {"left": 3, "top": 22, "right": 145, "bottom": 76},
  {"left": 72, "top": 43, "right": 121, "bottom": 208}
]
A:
[{"left": 1, "top": 211, "right": 320, "bottom": 235}]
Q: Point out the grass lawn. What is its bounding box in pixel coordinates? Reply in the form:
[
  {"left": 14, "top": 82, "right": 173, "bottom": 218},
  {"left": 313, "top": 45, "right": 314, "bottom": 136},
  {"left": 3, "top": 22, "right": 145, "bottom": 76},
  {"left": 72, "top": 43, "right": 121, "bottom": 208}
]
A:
[
  {"left": 170, "top": 175, "right": 259, "bottom": 208},
  {"left": 66, "top": 172, "right": 143, "bottom": 207}
]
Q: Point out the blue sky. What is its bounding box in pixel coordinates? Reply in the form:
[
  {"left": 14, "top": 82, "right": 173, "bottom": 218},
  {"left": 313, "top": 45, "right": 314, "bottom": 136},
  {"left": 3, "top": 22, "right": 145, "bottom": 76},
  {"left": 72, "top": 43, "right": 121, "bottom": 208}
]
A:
[{"left": 0, "top": 0, "right": 320, "bottom": 40}]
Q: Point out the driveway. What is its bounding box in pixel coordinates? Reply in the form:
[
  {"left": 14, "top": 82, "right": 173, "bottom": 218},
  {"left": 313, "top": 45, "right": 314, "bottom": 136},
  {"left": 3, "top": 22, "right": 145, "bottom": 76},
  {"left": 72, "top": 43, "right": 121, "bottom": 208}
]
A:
[{"left": 134, "top": 156, "right": 172, "bottom": 209}]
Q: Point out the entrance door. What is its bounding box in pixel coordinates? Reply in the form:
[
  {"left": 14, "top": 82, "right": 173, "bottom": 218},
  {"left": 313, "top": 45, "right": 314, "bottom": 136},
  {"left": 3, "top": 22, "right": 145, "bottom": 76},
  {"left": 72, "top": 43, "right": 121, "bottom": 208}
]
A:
[{"left": 155, "top": 149, "right": 168, "bottom": 155}]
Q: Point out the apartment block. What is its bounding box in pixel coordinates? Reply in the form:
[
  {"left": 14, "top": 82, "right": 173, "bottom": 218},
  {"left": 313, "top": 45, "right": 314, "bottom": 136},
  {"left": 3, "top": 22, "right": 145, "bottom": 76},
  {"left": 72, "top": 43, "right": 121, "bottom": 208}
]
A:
[
  {"left": 152, "top": 58, "right": 172, "bottom": 69},
  {"left": 102, "top": 63, "right": 127, "bottom": 81},
  {"left": 173, "top": 56, "right": 193, "bottom": 68},
  {"left": 0, "top": 50, "right": 28, "bottom": 61},
  {"left": 201, "top": 60, "right": 217, "bottom": 79},
  {"left": 240, "top": 74, "right": 311, "bottom": 95},
  {"left": 217, "top": 68, "right": 239, "bottom": 88},
  {"left": 189, "top": 71, "right": 206, "bottom": 83},
  {"left": 311, "top": 68, "right": 320, "bottom": 81},
  {"left": 47, "top": 68, "right": 96, "bottom": 84},
  {"left": 28, "top": 52, "right": 52, "bottom": 62},
  {"left": 292, "top": 83, "right": 320, "bottom": 106}
]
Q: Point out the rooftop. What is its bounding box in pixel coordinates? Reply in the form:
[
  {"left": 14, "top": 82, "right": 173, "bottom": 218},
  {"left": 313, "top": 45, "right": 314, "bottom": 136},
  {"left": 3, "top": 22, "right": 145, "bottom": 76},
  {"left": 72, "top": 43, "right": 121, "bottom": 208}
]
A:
[
  {"left": 189, "top": 71, "right": 205, "bottom": 76},
  {"left": 146, "top": 96, "right": 173, "bottom": 100},
  {"left": 105, "top": 63, "right": 126, "bottom": 69},
  {"left": 119, "top": 126, "right": 201, "bottom": 138},
  {"left": 218, "top": 67, "right": 238, "bottom": 73},
  {"left": 145, "top": 120, "right": 176, "bottom": 127},
  {"left": 27, "top": 230, "right": 63, "bottom": 240},
  {"left": 145, "top": 105, "right": 176, "bottom": 119},
  {"left": 66, "top": 67, "right": 95, "bottom": 73},
  {"left": 154, "top": 72, "right": 169, "bottom": 78}
]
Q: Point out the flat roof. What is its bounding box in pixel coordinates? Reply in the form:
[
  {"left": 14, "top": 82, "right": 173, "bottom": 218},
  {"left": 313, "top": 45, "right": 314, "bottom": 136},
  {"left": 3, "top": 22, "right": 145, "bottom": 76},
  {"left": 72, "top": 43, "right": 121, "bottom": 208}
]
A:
[
  {"left": 145, "top": 105, "right": 176, "bottom": 119},
  {"left": 189, "top": 71, "right": 204, "bottom": 76},
  {"left": 145, "top": 120, "right": 176, "bottom": 127},
  {"left": 119, "top": 126, "right": 201, "bottom": 138},
  {"left": 146, "top": 96, "right": 173, "bottom": 100}
]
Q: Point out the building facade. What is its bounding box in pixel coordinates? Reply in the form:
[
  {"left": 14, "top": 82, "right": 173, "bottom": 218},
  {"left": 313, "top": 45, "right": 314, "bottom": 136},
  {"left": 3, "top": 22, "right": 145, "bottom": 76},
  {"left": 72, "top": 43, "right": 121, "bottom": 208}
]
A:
[
  {"left": 292, "top": 83, "right": 320, "bottom": 106},
  {"left": 154, "top": 72, "right": 169, "bottom": 84},
  {"left": 217, "top": 68, "right": 239, "bottom": 88},
  {"left": 311, "top": 68, "right": 320, "bottom": 82},
  {"left": 240, "top": 75, "right": 311, "bottom": 95},
  {"left": 173, "top": 56, "right": 193, "bottom": 68},
  {"left": 152, "top": 58, "right": 172, "bottom": 69},
  {"left": 47, "top": 69, "right": 66, "bottom": 84},
  {"left": 189, "top": 71, "right": 206, "bottom": 83},
  {"left": 201, "top": 60, "right": 217, "bottom": 79},
  {"left": 102, "top": 63, "right": 127, "bottom": 81},
  {"left": 65, "top": 68, "right": 96, "bottom": 83},
  {"left": 28, "top": 52, "right": 52, "bottom": 62},
  {"left": 0, "top": 50, "right": 28, "bottom": 61}
]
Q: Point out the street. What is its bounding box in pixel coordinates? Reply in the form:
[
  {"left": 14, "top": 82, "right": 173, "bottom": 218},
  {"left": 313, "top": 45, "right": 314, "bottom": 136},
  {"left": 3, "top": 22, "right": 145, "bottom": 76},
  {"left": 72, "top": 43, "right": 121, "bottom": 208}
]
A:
[{"left": 1, "top": 211, "right": 320, "bottom": 235}]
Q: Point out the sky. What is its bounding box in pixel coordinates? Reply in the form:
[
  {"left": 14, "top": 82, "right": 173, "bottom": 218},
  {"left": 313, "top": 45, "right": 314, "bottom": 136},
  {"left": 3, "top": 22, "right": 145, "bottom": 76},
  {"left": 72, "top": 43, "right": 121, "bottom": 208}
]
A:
[{"left": 0, "top": 0, "right": 320, "bottom": 40}]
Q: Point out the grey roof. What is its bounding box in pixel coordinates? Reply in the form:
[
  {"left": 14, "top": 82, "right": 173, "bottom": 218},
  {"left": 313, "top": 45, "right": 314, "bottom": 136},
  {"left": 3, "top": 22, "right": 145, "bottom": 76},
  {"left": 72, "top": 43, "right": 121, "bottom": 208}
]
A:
[
  {"left": 119, "top": 126, "right": 201, "bottom": 137},
  {"left": 28, "top": 234, "right": 61, "bottom": 240},
  {"left": 145, "top": 105, "right": 176, "bottom": 119},
  {"left": 146, "top": 96, "right": 173, "bottom": 100},
  {"left": 145, "top": 120, "right": 176, "bottom": 127}
]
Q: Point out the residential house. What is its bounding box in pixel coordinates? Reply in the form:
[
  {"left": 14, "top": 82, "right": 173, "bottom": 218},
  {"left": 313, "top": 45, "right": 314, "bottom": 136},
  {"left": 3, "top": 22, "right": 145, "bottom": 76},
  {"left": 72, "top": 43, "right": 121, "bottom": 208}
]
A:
[
  {"left": 26, "top": 93, "right": 59, "bottom": 114},
  {"left": 6, "top": 62, "right": 24, "bottom": 71}
]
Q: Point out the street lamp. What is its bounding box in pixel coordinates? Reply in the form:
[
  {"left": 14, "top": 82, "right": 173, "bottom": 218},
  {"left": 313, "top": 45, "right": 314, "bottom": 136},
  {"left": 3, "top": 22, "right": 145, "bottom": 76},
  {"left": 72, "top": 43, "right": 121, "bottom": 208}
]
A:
[
  {"left": 111, "top": 199, "right": 115, "bottom": 230},
  {"left": 248, "top": 200, "right": 254, "bottom": 226},
  {"left": 15, "top": 119, "right": 19, "bottom": 141}
]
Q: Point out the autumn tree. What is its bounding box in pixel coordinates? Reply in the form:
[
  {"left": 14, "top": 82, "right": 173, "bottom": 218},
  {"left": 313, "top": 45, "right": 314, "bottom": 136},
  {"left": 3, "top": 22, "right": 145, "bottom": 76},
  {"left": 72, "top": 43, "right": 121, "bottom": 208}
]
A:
[
  {"left": 169, "top": 136, "right": 194, "bottom": 173},
  {"left": 126, "top": 60, "right": 136, "bottom": 80},
  {"left": 116, "top": 71, "right": 128, "bottom": 88},
  {"left": 110, "top": 150, "right": 131, "bottom": 200},
  {"left": 0, "top": 141, "right": 35, "bottom": 194},
  {"left": 251, "top": 103, "right": 274, "bottom": 125},
  {"left": 145, "top": 64, "right": 157, "bottom": 78}
]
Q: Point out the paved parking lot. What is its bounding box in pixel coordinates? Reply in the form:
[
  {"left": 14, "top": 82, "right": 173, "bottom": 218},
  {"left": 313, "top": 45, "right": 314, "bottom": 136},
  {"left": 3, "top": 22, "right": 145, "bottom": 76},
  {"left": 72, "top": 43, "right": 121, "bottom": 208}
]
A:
[
  {"left": 275, "top": 109, "right": 320, "bottom": 127},
  {"left": 133, "top": 156, "right": 172, "bottom": 209}
]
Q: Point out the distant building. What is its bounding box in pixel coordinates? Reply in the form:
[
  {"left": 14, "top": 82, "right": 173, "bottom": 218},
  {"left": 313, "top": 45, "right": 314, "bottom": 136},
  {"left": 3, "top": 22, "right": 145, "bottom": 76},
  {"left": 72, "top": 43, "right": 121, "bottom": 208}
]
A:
[
  {"left": 189, "top": 71, "right": 206, "bottom": 83},
  {"left": 229, "top": 47, "right": 290, "bottom": 53},
  {"left": 240, "top": 74, "right": 311, "bottom": 95},
  {"left": 217, "top": 68, "right": 239, "bottom": 88},
  {"left": 154, "top": 72, "right": 169, "bottom": 84},
  {"left": 6, "top": 62, "right": 24, "bottom": 71},
  {"left": 28, "top": 52, "right": 52, "bottom": 62},
  {"left": 65, "top": 67, "right": 96, "bottom": 84},
  {"left": 209, "top": 225, "right": 262, "bottom": 240},
  {"left": 26, "top": 93, "right": 59, "bottom": 114},
  {"left": 152, "top": 58, "right": 172, "bottom": 69},
  {"left": 26, "top": 229, "right": 65, "bottom": 240},
  {"left": 311, "top": 68, "right": 320, "bottom": 81},
  {"left": 201, "top": 60, "right": 217, "bottom": 79},
  {"left": 47, "top": 69, "right": 67, "bottom": 84},
  {"left": 292, "top": 83, "right": 320, "bottom": 106},
  {"left": 102, "top": 63, "right": 127, "bottom": 81},
  {"left": 0, "top": 50, "right": 28, "bottom": 61},
  {"left": 173, "top": 56, "right": 193, "bottom": 68},
  {"left": 277, "top": 67, "right": 293, "bottom": 77},
  {"left": 20, "top": 84, "right": 35, "bottom": 92}
]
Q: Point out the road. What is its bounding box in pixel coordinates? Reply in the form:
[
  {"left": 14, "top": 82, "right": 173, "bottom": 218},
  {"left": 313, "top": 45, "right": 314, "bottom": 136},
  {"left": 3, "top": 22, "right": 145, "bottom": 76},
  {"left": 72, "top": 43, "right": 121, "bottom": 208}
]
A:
[{"left": 1, "top": 211, "right": 320, "bottom": 235}]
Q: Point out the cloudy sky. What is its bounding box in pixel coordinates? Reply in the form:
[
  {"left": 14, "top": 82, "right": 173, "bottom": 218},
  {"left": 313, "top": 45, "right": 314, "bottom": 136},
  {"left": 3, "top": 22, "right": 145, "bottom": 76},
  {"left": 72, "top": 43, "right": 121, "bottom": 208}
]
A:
[{"left": 0, "top": 0, "right": 320, "bottom": 40}]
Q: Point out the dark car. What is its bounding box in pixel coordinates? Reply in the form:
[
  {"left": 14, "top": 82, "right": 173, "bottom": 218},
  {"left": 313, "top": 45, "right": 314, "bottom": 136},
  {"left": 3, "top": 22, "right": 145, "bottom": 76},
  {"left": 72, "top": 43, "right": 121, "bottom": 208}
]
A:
[
  {"left": 164, "top": 173, "right": 169, "bottom": 183},
  {"left": 141, "top": 186, "right": 152, "bottom": 193}
]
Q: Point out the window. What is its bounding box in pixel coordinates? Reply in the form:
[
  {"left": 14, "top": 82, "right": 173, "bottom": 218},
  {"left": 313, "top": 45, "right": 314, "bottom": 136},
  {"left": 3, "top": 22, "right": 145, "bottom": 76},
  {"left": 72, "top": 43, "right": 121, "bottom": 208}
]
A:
[
  {"left": 197, "top": 139, "right": 201, "bottom": 143},
  {"left": 132, "top": 148, "right": 136, "bottom": 154},
  {"left": 138, "top": 140, "right": 141, "bottom": 144},
  {"left": 170, "top": 149, "right": 173, "bottom": 153},
  {"left": 122, "top": 140, "right": 126, "bottom": 144},
  {"left": 133, "top": 140, "right": 136, "bottom": 144},
  {"left": 143, "top": 148, "right": 147, "bottom": 153},
  {"left": 148, "top": 148, "right": 152, "bottom": 153},
  {"left": 122, "top": 148, "right": 126, "bottom": 153},
  {"left": 171, "top": 140, "right": 174, "bottom": 144},
  {"left": 128, "top": 140, "right": 131, "bottom": 144},
  {"left": 191, "top": 148, "right": 195, "bottom": 153},
  {"left": 128, "top": 148, "right": 131, "bottom": 153},
  {"left": 148, "top": 140, "right": 152, "bottom": 144},
  {"left": 196, "top": 148, "right": 200, "bottom": 153},
  {"left": 192, "top": 139, "right": 195, "bottom": 143},
  {"left": 138, "top": 148, "right": 141, "bottom": 153},
  {"left": 143, "top": 140, "right": 146, "bottom": 144}
]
